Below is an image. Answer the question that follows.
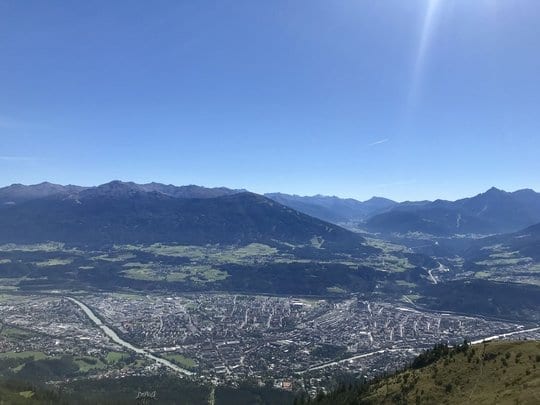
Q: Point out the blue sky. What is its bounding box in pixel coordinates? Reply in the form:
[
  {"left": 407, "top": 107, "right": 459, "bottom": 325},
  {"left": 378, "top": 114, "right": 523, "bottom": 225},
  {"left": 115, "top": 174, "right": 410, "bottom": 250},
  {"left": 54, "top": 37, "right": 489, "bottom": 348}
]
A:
[{"left": 1, "top": 0, "right": 539, "bottom": 201}]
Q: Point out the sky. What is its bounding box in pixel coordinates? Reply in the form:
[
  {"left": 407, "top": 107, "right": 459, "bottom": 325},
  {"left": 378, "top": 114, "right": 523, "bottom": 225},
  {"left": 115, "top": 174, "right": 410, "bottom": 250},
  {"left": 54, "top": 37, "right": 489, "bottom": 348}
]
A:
[{"left": 1, "top": 0, "right": 539, "bottom": 201}]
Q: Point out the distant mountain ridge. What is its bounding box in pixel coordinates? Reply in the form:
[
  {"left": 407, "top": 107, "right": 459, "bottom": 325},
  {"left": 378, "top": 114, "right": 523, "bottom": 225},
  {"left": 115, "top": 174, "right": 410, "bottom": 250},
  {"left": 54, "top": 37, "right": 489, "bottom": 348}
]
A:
[
  {"left": 265, "top": 193, "right": 397, "bottom": 224},
  {"left": 366, "top": 187, "right": 540, "bottom": 236},
  {"left": 0, "top": 181, "right": 242, "bottom": 204},
  {"left": 0, "top": 182, "right": 86, "bottom": 204},
  {"left": 0, "top": 181, "right": 363, "bottom": 247},
  {"left": 465, "top": 221, "right": 540, "bottom": 261},
  {"left": 1, "top": 182, "right": 538, "bottom": 238},
  {"left": 265, "top": 187, "right": 540, "bottom": 237}
]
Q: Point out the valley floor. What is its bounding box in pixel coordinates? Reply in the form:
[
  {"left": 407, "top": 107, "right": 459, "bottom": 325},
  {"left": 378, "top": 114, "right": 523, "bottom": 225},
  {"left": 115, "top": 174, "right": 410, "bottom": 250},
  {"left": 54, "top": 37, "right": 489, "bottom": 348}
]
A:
[{"left": 1, "top": 291, "right": 539, "bottom": 397}]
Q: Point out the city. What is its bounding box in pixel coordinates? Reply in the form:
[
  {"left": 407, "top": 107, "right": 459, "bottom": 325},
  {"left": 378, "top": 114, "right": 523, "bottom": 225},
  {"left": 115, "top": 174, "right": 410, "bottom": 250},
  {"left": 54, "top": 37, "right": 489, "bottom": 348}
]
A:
[{"left": 1, "top": 291, "right": 538, "bottom": 394}]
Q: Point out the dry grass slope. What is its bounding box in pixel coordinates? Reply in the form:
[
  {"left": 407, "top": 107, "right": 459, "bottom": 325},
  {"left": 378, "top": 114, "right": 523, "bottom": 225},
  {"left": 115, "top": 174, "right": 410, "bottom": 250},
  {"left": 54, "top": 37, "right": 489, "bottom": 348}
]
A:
[
  {"left": 308, "top": 340, "right": 540, "bottom": 405},
  {"left": 365, "top": 340, "right": 540, "bottom": 405}
]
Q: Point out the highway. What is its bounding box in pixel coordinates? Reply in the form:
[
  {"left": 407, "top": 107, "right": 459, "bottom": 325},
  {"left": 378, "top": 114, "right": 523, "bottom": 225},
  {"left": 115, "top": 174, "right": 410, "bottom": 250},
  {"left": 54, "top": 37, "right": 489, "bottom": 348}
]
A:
[
  {"left": 470, "top": 326, "right": 540, "bottom": 345},
  {"left": 299, "top": 347, "right": 417, "bottom": 374},
  {"left": 300, "top": 324, "right": 540, "bottom": 374}
]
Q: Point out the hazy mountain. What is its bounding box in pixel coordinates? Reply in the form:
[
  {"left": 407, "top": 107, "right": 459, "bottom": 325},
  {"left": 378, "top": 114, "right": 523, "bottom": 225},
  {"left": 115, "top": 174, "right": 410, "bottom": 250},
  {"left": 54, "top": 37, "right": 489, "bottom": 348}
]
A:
[
  {"left": 3, "top": 182, "right": 538, "bottom": 242},
  {"left": 0, "top": 181, "right": 241, "bottom": 205},
  {"left": 265, "top": 193, "right": 397, "bottom": 224},
  {"left": 0, "top": 182, "right": 86, "bottom": 204},
  {"left": 0, "top": 181, "right": 364, "bottom": 247},
  {"left": 366, "top": 187, "right": 540, "bottom": 236},
  {"left": 465, "top": 221, "right": 540, "bottom": 261},
  {"left": 137, "top": 182, "right": 244, "bottom": 199}
]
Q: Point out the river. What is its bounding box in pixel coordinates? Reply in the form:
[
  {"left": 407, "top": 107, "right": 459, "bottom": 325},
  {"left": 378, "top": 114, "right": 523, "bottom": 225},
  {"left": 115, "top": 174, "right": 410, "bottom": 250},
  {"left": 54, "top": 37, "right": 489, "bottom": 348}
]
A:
[{"left": 66, "top": 297, "right": 194, "bottom": 376}]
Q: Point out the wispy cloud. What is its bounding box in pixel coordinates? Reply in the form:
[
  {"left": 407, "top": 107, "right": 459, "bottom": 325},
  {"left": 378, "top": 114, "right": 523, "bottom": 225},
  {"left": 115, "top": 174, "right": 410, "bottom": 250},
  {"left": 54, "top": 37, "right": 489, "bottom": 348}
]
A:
[
  {"left": 368, "top": 138, "right": 389, "bottom": 147},
  {"left": 0, "top": 156, "right": 35, "bottom": 162}
]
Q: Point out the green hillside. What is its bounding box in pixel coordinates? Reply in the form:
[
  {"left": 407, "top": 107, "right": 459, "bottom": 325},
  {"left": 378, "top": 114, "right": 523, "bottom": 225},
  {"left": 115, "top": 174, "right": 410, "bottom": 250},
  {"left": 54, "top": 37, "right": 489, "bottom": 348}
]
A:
[
  {"left": 309, "top": 340, "right": 540, "bottom": 405},
  {"left": 0, "top": 380, "right": 62, "bottom": 404}
]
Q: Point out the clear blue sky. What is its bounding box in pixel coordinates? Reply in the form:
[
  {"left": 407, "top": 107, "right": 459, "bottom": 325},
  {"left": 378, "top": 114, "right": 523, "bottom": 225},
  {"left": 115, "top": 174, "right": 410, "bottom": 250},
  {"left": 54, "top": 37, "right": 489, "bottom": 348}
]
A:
[{"left": 1, "top": 0, "right": 539, "bottom": 201}]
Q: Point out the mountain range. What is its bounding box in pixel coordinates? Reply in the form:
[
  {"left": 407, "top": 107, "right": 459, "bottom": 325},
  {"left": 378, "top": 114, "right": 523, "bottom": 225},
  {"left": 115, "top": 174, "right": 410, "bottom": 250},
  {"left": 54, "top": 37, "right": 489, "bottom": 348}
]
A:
[
  {"left": 365, "top": 187, "right": 540, "bottom": 236},
  {"left": 267, "top": 187, "right": 540, "bottom": 236},
  {"left": 264, "top": 193, "right": 397, "bottom": 224},
  {"left": 1, "top": 182, "right": 539, "bottom": 246},
  {"left": 0, "top": 181, "right": 362, "bottom": 247},
  {"left": 0, "top": 181, "right": 241, "bottom": 204},
  {"left": 464, "top": 221, "right": 540, "bottom": 262}
]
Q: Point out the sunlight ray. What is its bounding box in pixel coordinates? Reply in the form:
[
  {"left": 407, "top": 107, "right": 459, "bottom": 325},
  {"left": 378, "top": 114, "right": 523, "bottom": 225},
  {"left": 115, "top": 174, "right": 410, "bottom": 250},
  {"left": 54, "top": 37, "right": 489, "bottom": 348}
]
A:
[{"left": 407, "top": 0, "right": 443, "bottom": 113}]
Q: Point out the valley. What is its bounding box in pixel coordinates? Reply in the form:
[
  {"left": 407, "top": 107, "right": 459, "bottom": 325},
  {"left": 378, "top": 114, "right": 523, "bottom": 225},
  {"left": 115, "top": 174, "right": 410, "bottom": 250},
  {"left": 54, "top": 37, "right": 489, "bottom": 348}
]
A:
[
  {"left": 0, "top": 183, "right": 539, "bottom": 402},
  {"left": 1, "top": 291, "right": 538, "bottom": 398}
]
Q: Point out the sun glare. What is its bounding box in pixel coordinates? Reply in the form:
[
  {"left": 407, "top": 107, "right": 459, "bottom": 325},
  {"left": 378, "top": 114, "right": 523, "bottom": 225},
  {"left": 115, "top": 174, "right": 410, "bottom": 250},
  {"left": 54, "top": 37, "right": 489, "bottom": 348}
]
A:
[{"left": 407, "top": 0, "right": 443, "bottom": 113}]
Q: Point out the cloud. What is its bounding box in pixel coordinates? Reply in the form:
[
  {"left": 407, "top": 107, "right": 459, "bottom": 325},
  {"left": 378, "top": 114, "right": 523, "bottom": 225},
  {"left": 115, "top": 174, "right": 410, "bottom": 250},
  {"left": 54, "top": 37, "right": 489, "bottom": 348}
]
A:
[{"left": 368, "top": 138, "right": 389, "bottom": 146}]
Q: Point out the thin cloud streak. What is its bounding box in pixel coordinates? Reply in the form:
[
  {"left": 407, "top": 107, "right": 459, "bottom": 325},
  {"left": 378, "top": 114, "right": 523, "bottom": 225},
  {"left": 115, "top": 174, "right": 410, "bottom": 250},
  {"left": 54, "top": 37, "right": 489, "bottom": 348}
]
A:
[{"left": 368, "top": 138, "right": 389, "bottom": 146}]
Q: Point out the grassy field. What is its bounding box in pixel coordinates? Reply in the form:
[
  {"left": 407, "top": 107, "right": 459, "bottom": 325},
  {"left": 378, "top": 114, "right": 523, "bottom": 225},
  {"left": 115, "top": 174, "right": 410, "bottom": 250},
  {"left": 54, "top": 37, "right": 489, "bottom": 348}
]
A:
[
  {"left": 476, "top": 257, "right": 533, "bottom": 267},
  {"left": 0, "top": 242, "right": 70, "bottom": 252},
  {"left": 33, "top": 258, "right": 74, "bottom": 267},
  {"left": 115, "top": 243, "right": 285, "bottom": 283},
  {"left": 363, "top": 253, "right": 414, "bottom": 273},
  {"left": 122, "top": 266, "right": 159, "bottom": 281},
  {"left": 92, "top": 253, "right": 136, "bottom": 262},
  {"left": 364, "top": 340, "right": 540, "bottom": 404},
  {"left": 73, "top": 356, "right": 107, "bottom": 373},
  {"left": 119, "top": 242, "right": 279, "bottom": 265},
  {"left": 122, "top": 264, "right": 229, "bottom": 283},
  {"left": 527, "top": 264, "right": 540, "bottom": 272},
  {"left": 326, "top": 286, "right": 347, "bottom": 294},
  {"left": 0, "top": 240, "right": 431, "bottom": 295},
  {"left": 0, "top": 351, "right": 48, "bottom": 361},
  {"left": 105, "top": 351, "right": 129, "bottom": 363},
  {"left": 0, "top": 350, "right": 148, "bottom": 381},
  {"left": 18, "top": 390, "right": 34, "bottom": 399},
  {"left": 162, "top": 353, "right": 197, "bottom": 370},
  {"left": 365, "top": 238, "right": 408, "bottom": 253},
  {"left": 0, "top": 326, "right": 35, "bottom": 340}
]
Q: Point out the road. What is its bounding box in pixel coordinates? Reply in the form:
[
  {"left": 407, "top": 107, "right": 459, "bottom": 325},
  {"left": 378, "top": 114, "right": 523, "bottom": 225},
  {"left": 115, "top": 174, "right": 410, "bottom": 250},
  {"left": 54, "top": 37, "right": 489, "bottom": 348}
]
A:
[
  {"left": 427, "top": 269, "right": 438, "bottom": 284},
  {"left": 300, "top": 324, "right": 540, "bottom": 374},
  {"left": 470, "top": 326, "right": 540, "bottom": 345},
  {"left": 66, "top": 296, "right": 194, "bottom": 376},
  {"left": 299, "top": 348, "right": 417, "bottom": 374}
]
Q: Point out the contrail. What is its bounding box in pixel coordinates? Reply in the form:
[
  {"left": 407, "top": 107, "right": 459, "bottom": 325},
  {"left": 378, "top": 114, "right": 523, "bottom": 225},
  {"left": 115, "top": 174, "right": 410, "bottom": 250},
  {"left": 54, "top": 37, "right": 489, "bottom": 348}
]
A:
[{"left": 368, "top": 138, "right": 389, "bottom": 146}]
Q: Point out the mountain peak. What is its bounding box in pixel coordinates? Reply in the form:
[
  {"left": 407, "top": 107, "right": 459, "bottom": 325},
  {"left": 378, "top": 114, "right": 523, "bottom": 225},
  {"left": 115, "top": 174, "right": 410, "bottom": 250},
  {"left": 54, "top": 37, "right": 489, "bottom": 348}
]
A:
[
  {"left": 512, "top": 188, "right": 537, "bottom": 196},
  {"left": 484, "top": 186, "right": 506, "bottom": 195},
  {"left": 0, "top": 181, "right": 76, "bottom": 203},
  {"left": 364, "top": 196, "right": 395, "bottom": 204},
  {"left": 78, "top": 181, "right": 146, "bottom": 199}
]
